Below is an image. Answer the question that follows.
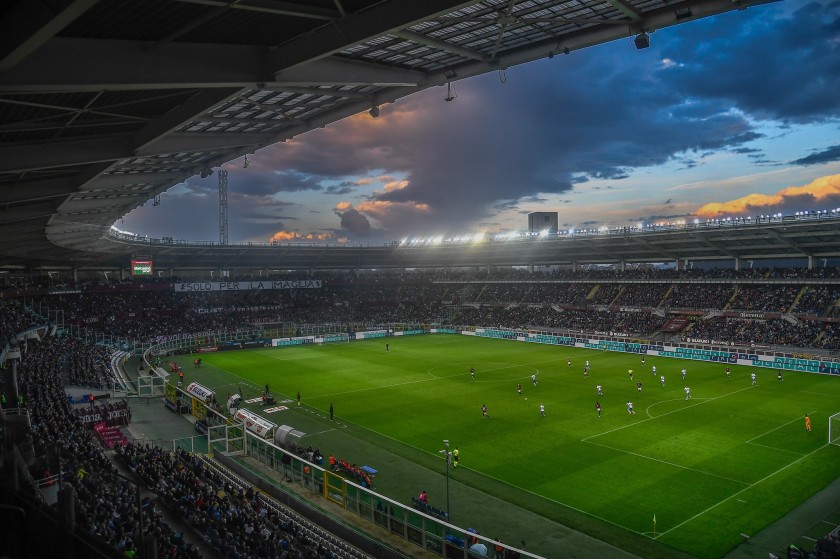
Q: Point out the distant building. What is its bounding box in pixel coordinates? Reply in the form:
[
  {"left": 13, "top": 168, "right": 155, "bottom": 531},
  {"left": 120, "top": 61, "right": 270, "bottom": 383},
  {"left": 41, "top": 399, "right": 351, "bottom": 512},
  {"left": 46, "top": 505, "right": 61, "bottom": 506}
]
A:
[{"left": 528, "top": 212, "right": 559, "bottom": 234}]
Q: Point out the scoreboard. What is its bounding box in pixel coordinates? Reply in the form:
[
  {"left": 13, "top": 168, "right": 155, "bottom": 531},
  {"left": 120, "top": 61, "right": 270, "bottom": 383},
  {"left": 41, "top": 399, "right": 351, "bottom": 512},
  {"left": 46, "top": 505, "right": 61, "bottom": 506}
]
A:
[{"left": 131, "top": 259, "right": 153, "bottom": 276}]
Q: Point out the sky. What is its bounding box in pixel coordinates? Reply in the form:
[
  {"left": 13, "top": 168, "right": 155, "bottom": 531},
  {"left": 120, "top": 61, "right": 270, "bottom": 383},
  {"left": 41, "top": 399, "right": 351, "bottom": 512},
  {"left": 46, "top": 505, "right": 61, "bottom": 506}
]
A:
[{"left": 121, "top": 0, "right": 840, "bottom": 245}]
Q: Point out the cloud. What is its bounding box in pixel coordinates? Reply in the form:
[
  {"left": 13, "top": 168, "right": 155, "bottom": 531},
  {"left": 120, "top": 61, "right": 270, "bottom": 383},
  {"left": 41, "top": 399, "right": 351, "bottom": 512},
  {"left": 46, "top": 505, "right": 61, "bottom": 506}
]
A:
[
  {"left": 268, "top": 231, "right": 335, "bottom": 242},
  {"left": 333, "top": 204, "right": 372, "bottom": 237},
  {"left": 663, "top": 1, "right": 840, "bottom": 123},
  {"left": 791, "top": 144, "right": 840, "bottom": 166},
  {"left": 695, "top": 173, "right": 840, "bottom": 217}
]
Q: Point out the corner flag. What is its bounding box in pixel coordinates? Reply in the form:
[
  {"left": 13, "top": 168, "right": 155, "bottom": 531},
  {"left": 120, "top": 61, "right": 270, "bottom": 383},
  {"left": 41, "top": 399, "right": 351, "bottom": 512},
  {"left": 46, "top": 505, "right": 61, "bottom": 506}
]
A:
[{"left": 653, "top": 513, "right": 657, "bottom": 538}]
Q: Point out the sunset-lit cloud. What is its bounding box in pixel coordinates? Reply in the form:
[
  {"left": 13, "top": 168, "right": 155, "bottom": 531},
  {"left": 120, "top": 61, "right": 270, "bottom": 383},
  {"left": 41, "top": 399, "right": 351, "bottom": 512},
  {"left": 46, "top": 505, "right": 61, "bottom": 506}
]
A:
[
  {"left": 695, "top": 174, "right": 840, "bottom": 217},
  {"left": 268, "top": 231, "right": 335, "bottom": 242}
]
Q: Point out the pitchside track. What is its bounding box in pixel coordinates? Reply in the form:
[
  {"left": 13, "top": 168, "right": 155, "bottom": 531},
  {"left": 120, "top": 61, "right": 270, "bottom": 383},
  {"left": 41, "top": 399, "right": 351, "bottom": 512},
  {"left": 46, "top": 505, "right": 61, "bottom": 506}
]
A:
[{"left": 174, "top": 335, "right": 840, "bottom": 559}]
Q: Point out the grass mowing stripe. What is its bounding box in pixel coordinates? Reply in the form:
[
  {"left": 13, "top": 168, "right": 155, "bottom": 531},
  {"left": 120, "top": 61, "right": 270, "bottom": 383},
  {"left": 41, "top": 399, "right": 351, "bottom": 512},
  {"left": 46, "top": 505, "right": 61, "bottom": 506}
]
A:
[
  {"left": 655, "top": 443, "right": 831, "bottom": 539},
  {"left": 583, "top": 439, "right": 751, "bottom": 485}
]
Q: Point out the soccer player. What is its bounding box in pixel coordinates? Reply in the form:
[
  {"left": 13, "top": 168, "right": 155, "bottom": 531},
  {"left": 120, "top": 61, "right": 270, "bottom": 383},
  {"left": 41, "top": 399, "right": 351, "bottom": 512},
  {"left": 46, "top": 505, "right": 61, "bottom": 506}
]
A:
[
  {"left": 684, "top": 386, "right": 691, "bottom": 400},
  {"left": 777, "top": 370, "right": 783, "bottom": 382},
  {"left": 540, "top": 403, "right": 545, "bottom": 417},
  {"left": 453, "top": 447, "right": 460, "bottom": 467},
  {"left": 641, "top": 356, "right": 646, "bottom": 366},
  {"left": 681, "top": 368, "right": 687, "bottom": 380},
  {"left": 805, "top": 415, "right": 811, "bottom": 432},
  {"left": 637, "top": 381, "right": 642, "bottom": 393},
  {"left": 386, "top": 343, "right": 390, "bottom": 352},
  {"left": 596, "top": 384, "right": 603, "bottom": 396},
  {"left": 660, "top": 375, "right": 665, "bottom": 387},
  {"left": 628, "top": 369, "right": 634, "bottom": 380},
  {"left": 726, "top": 366, "right": 731, "bottom": 378},
  {"left": 516, "top": 383, "right": 522, "bottom": 395},
  {"left": 470, "top": 367, "right": 475, "bottom": 380},
  {"left": 652, "top": 365, "right": 657, "bottom": 377},
  {"left": 567, "top": 357, "right": 572, "bottom": 368},
  {"left": 595, "top": 401, "right": 602, "bottom": 417},
  {"left": 626, "top": 401, "right": 635, "bottom": 415},
  {"left": 531, "top": 373, "right": 538, "bottom": 387},
  {"left": 751, "top": 372, "right": 757, "bottom": 385},
  {"left": 481, "top": 404, "right": 488, "bottom": 418},
  {"left": 584, "top": 365, "right": 589, "bottom": 378},
  {"left": 586, "top": 360, "right": 590, "bottom": 369}
]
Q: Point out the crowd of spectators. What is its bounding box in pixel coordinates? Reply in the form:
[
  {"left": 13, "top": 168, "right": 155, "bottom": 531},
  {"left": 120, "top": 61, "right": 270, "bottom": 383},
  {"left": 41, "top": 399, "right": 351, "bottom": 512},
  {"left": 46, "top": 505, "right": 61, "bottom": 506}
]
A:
[
  {"left": 6, "top": 265, "right": 840, "bottom": 354},
  {"left": 685, "top": 317, "right": 831, "bottom": 349},
  {"left": 116, "top": 443, "right": 335, "bottom": 559},
  {"left": 7, "top": 307, "right": 345, "bottom": 558},
  {"left": 727, "top": 286, "right": 801, "bottom": 313},
  {"left": 14, "top": 336, "right": 200, "bottom": 559}
]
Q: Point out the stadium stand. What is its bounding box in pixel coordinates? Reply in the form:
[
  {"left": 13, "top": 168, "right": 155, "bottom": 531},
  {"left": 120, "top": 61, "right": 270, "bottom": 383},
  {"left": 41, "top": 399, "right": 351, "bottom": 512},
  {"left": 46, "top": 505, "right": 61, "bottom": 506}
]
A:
[{"left": 2, "top": 266, "right": 840, "bottom": 559}]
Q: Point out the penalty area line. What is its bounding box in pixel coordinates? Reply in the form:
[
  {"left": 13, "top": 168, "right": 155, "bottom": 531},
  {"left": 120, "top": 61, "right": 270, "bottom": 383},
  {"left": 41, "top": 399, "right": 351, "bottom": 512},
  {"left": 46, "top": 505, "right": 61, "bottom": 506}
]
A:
[{"left": 655, "top": 442, "right": 830, "bottom": 539}]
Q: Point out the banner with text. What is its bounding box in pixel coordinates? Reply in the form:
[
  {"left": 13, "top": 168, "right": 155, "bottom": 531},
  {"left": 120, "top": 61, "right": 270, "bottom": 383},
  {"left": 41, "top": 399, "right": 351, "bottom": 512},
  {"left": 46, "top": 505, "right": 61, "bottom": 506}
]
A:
[{"left": 174, "top": 280, "right": 322, "bottom": 292}]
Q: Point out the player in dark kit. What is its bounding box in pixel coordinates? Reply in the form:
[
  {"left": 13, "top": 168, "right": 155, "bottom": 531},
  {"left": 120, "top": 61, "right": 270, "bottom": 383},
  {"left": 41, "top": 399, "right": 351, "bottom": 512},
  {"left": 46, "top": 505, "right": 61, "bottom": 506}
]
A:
[
  {"left": 516, "top": 383, "right": 522, "bottom": 395},
  {"left": 595, "top": 401, "right": 602, "bottom": 417}
]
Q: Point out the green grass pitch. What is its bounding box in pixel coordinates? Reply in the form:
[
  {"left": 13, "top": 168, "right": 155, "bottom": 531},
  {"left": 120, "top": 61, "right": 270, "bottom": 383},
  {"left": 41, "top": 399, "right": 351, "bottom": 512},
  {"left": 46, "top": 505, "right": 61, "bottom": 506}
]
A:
[{"left": 177, "top": 334, "right": 840, "bottom": 558}]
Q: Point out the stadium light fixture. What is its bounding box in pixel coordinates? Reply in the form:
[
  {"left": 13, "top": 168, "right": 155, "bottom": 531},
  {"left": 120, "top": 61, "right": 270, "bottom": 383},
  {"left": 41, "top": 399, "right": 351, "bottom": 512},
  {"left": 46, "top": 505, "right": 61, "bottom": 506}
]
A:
[
  {"left": 634, "top": 32, "right": 650, "bottom": 50},
  {"left": 369, "top": 105, "right": 380, "bottom": 118}
]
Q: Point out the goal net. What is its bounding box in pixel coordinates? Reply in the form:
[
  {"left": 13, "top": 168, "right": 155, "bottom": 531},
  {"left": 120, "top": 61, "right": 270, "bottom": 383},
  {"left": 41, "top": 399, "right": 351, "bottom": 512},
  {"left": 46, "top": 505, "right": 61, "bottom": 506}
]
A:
[{"left": 830, "top": 412, "right": 840, "bottom": 446}]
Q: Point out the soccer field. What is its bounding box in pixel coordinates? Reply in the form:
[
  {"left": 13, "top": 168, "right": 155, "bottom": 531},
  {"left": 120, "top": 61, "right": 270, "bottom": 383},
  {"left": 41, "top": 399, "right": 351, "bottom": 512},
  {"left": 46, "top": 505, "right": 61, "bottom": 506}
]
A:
[{"left": 181, "top": 334, "right": 840, "bottom": 558}]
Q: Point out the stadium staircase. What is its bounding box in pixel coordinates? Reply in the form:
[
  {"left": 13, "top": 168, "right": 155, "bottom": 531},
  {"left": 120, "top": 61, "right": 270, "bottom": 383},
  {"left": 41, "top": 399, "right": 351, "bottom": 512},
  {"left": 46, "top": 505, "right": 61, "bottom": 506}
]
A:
[
  {"left": 787, "top": 286, "right": 809, "bottom": 314},
  {"left": 660, "top": 284, "right": 674, "bottom": 307},
  {"left": 723, "top": 286, "right": 740, "bottom": 310},
  {"left": 607, "top": 285, "right": 624, "bottom": 306},
  {"left": 586, "top": 284, "right": 600, "bottom": 300}
]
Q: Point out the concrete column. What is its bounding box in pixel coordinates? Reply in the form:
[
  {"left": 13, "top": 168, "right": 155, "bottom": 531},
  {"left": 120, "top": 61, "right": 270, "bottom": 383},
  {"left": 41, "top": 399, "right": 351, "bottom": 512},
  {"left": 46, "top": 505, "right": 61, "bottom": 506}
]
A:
[
  {"left": 808, "top": 255, "right": 814, "bottom": 270},
  {"left": 734, "top": 258, "right": 740, "bottom": 271}
]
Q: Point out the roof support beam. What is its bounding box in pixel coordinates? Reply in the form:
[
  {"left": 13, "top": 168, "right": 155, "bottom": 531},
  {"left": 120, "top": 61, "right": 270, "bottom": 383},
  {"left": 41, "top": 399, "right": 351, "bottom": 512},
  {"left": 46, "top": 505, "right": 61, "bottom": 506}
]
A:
[
  {"left": 0, "top": 0, "right": 100, "bottom": 72},
  {"left": 604, "top": 0, "right": 643, "bottom": 22},
  {"left": 173, "top": 0, "right": 339, "bottom": 21},
  {"left": 394, "top": 29, "right": 488, "bottom": 62},
  {"left": 0, "top": 130, "right": 276, "bottom": 173},
  {"left": 269, "top": 0, "right": 475, "bottom": 72},
  {"left": 0, "top": 39, "right": 424, "bottom": 91}
]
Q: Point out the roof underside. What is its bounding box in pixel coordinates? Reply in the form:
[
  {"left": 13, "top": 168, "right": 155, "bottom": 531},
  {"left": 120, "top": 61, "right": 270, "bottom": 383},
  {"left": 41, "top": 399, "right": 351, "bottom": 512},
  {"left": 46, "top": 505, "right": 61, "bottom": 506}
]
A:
[{"left": 0, "top": 0, "right": 777, "bottom": 267}]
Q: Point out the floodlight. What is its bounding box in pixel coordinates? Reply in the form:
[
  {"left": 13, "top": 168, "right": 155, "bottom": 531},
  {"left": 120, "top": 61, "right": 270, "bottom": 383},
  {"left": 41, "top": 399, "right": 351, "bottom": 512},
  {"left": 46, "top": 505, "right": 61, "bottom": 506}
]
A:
[
  {"left": 369, "top": 106, "right": 380, "bottom": 118},
  {"left": 634, "top": 32, "right": 650, "bottom": 49}
]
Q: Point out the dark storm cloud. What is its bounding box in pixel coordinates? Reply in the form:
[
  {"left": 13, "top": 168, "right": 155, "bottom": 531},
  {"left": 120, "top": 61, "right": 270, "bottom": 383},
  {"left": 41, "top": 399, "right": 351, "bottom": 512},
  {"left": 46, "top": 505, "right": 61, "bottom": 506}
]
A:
[
  {"left": 334, "top": 206, "right": 372, "bottom": 237},
  {"left": 731, "top": 147, "right": 762, "bottom": 155},
  {"left": 791, "top": 145, "right": 840, "bottom": 166},
  {"left": 663, "top": 1, "right": 840, "bottom": 123},
  {"left": 324, "top": 181, "right": 357, "bottom": 195}
]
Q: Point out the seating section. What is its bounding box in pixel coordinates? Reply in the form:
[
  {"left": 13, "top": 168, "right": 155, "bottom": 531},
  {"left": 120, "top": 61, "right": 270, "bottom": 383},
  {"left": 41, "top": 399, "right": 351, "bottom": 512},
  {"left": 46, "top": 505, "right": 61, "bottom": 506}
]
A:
[
  {"left": 411, "top": 496, "right": 448, "bottom": 521},
  {"left": 93, "top": 421, "right": 129, "bottom": 448}
]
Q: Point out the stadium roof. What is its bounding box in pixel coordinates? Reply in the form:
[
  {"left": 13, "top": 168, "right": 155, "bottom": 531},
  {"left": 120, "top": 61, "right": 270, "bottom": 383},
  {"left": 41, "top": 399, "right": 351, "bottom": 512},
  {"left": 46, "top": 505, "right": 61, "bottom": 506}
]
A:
[{"left": 0, "top": 0, "right": 777, "bottom": 269}]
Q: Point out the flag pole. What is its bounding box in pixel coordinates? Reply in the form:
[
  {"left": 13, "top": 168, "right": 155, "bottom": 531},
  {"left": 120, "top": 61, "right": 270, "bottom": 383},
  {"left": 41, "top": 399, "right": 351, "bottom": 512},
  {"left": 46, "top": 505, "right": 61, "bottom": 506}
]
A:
[{"left": 653, "top": 513, "right": 657, "bottom": 538}]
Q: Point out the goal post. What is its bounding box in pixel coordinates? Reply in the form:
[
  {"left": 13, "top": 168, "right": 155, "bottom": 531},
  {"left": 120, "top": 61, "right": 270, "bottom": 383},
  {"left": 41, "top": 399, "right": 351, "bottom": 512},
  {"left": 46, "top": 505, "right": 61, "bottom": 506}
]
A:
[{"left": 830, "top": 412, "right": 840, "bottom": 446}]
